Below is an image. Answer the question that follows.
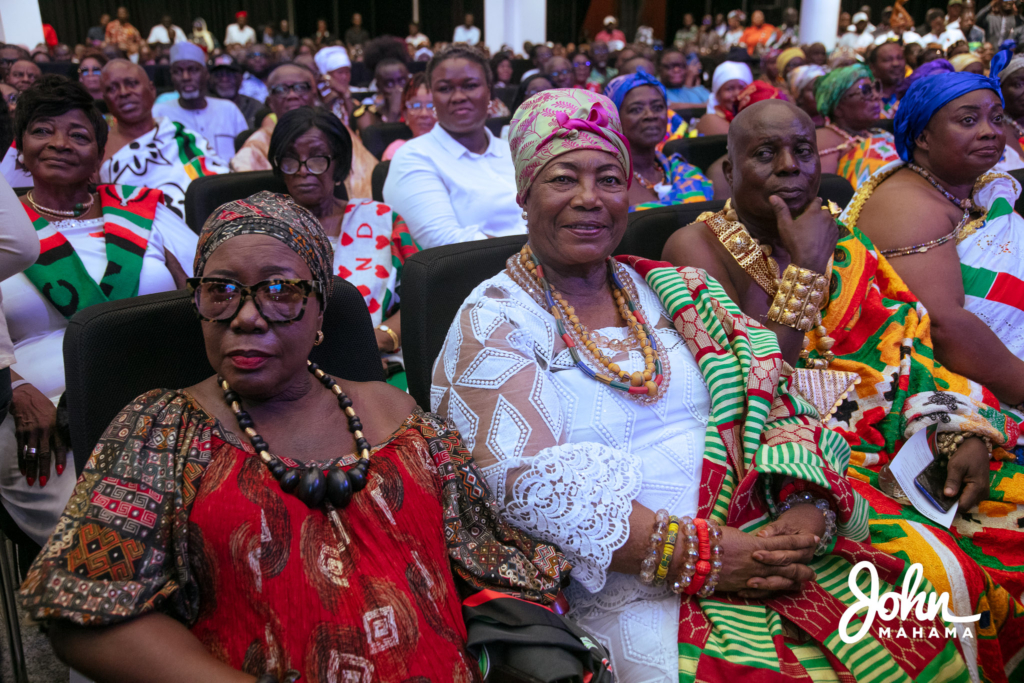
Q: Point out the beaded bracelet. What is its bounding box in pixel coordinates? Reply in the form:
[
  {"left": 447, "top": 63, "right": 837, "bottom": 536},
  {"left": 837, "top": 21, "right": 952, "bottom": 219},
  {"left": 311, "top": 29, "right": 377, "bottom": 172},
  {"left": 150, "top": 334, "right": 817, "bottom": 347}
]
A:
[
  {"left": 640, "top": 509, "right": 670, "bottom": 585},
  {"left": 654, "top": 517, "right": 679, "bottom": 586},
  {"left": 670, "top": 516, "right": 699, "bottom": 594},
  {"left": 776, "top": 491, "right": 837, "bottom": 557},
  {"left": 685, "top": 519, "right": 713, "bottom": 596},
  {"left": 767, "top": 264, "right": 830, "bottom": 332},
  {"left": 697, "top": 519, "right": 723, "bottom": 599},
  {"left": 934, "top": 430, "right": 994, "bottom": 465}
]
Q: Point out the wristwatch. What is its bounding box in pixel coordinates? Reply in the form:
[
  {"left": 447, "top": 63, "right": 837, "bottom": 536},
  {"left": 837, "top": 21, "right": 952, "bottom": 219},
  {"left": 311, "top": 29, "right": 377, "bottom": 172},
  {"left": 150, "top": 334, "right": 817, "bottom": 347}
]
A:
[{"left": 377, "top": 324, "right": 400, "bottom": 352}]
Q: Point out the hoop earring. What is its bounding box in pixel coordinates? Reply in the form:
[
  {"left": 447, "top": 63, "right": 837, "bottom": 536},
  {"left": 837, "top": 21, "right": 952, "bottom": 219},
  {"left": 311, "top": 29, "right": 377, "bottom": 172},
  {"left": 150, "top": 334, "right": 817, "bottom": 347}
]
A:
[{"left": 314, "top": 330, "right": 324, "bottom": 346}]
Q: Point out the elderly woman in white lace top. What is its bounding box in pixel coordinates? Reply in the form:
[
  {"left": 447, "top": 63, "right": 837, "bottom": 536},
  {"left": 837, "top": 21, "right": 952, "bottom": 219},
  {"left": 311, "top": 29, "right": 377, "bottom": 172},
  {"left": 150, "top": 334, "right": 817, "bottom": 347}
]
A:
[{"left": 428, "top": 89, "right": 843, "bottom": 682}]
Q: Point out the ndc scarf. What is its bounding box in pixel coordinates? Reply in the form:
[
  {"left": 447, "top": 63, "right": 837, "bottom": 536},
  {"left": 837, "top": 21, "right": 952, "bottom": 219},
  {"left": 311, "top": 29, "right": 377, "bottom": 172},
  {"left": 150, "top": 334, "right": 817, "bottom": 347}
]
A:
[{"left": 23, "top": 185, "right": 162, "bottom": 319}]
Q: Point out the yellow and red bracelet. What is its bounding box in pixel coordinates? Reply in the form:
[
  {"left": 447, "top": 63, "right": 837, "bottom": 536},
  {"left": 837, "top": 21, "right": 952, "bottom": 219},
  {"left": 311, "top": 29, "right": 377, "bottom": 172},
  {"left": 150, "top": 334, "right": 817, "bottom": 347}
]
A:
[
  {"left": 670, "top": 516, "right": 699, "bottom": 594},
  {"left": 654, "top": 517, "right": 679, "bottom": 586}
]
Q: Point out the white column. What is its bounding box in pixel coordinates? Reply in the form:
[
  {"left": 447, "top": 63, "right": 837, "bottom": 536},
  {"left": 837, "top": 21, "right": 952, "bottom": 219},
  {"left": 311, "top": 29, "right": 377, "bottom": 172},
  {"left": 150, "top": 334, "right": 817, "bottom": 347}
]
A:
[
  {"left": 0, "top": 0, "right": 44, "bottom": 49},
  {"left": 800, "top": 0, "right": 841, "bottom": 52},
  {"left": 485, "top": 0, "right": 545, "bottom": 56}
]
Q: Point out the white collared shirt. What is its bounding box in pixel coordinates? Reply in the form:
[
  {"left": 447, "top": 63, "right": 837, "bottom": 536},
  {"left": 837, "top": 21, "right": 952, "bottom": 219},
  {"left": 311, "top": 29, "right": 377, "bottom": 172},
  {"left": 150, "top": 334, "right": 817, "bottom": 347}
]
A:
[
  {"left": 225, "top": 23, "right": 257, "bottom": 46},
  {"left": 146, "top": 24, "right": 187, "bottom": 44},
  {"left": 453, "top": 25, "right": 481, "bottom": 45},
  {"left": 383, "top": 124, "right": 526, "bottom": 250}
]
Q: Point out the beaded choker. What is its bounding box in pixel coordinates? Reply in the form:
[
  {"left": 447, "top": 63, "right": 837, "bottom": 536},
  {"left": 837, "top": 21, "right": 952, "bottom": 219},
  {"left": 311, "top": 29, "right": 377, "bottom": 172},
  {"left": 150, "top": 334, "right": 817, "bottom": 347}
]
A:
[
  {"left": 905, "top": 163, "right": 973, "bottom": 212},
  {"left": 517, "top": 244, "right": 668, "bottom": 401},
  {"left": 818, "top": 122, "right": 865, "bottom": 157},
  {"left": 26, "top": 190, "right": 95, "bottom": 218},
  {"left": 221, "top": 361, "right": 371, "bottom": 509}
]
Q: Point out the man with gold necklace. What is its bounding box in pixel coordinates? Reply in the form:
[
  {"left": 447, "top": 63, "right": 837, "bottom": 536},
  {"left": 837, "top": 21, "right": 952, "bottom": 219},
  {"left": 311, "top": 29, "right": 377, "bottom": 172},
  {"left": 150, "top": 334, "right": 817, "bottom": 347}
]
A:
[{"left": 660, "top": 99, "right": 1024, "bottom": 682}]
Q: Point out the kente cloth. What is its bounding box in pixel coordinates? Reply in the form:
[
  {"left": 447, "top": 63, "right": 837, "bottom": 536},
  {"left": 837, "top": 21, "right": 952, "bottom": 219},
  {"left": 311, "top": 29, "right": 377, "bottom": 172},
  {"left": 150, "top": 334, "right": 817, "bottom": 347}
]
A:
[
  {"left": 328, "top": 198, "right": 419, "bottom": 326},
  {"left": 630, "top": 151, "right": 714, "bottom": 212},
  {"left": 194, "top": 190, "right": 334, "bottom": 306},
  {"left": 836, "top": 166, "right": 1024, "bottom": 637},
  {"left": 658, "top": 111, "right": 699, "bottom": 154},
  {"left": 835, "top": 130, "right": 901, "bottom": 190},
  {"left": 894, "top": 71, "right": 1003, "bottom": 161},
  {"left": 22, "top": 185, "right": 162, "bottom": 319},
  {"left": 19, "top": 395, "right": 570, "bottom": 680},
  {"left": 508, "top": 88, "right": 631, "bottom": 203},
  {"left": 99, "top": 117, "right": 228, "bottom": 219},
  {"left": 815, "top": 63, "right": 873, "bottom": 119},
  {"left": 880, "top": 92, "right": 900, "bottom": 119},
  {"left": 624, "top": 258, "right": 978, "bottom": 682}
]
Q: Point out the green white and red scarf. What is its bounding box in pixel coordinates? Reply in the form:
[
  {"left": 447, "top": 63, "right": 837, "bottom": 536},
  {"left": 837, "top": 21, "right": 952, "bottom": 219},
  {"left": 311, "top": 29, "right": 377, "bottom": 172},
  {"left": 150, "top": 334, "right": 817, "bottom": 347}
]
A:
[{"left": 23, "top": 184, "right": 162, "bottom": 319}]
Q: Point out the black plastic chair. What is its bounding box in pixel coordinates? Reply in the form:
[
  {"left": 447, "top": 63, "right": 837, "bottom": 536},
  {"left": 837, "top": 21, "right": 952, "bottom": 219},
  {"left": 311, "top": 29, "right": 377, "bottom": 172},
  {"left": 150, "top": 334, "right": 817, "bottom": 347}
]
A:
[
  {"left": 486, "top": 116, "right": 511, "bottom": 138},
  {"left": 662, "top": 135, "right": 729, "bottom": 173},
  {"left": 63, "top": 278, "right": 386, "bottom": 470},
  {"left": 183, "top": 171, "right": 348, "bottom": 234},
  {"left": 493, "top": 86, "right": 517, "bottom": 111},
  {"left": 234, "top": 128, "right": 253, "bottom": 152},
  {"left": 361, "top": 122, "right": 413, "bottom": 161},
  {"left": 873, "top": 118, "right": 895, "bottom": 133},
  {"left": 1009, "top": 170, "right": 1024, "bottom": 216},
  {"left": 372, "top": 160, "right": 390, "bottom": 203},
  {"left": 404, "top": 236, "right": 528, "bottom": 408}
]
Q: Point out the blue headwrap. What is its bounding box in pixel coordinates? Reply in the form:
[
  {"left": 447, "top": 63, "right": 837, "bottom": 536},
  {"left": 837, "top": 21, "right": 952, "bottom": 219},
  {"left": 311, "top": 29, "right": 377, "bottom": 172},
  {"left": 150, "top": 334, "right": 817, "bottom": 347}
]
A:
[
  {"left": 893, "top": 72, "right": 1004, "bottom": 161},
  {"left": 604, "top": 68, "right": 667, "bottom": 111}
]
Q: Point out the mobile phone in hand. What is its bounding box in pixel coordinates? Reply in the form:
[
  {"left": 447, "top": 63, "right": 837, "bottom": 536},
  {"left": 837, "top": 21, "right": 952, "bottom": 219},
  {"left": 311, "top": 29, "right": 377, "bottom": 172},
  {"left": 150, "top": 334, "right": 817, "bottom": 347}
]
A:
[{"left": 914, "top": 458, "right": 958, "bottom": 512}]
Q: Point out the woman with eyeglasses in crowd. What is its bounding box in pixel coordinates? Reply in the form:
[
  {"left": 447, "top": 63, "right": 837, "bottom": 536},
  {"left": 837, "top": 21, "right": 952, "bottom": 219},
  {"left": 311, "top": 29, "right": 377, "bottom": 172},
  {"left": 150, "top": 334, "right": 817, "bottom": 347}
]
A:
[
  {"left": 659, "top": 48, "right": 709, "bottom": 109},
  {"left": 382, "top": 73, "right": 436, "bottom": 160},
  {"left": 76, "top": 51, "right": 106, "bottom": 100},
  {"left": 269, "top": 107, "right": 418, "bottom": 380},
  {"left": 814, "top": 63, "right": 899, "bottom": 189},
  {"left": 571, "top": 51, "right": 602, "bottom": 92}
]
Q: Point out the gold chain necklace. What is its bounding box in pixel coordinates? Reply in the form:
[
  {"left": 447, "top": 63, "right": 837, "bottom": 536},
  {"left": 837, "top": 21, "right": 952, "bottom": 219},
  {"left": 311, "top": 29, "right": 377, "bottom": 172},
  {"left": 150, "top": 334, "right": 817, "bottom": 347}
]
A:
[{"left": 699, "top": 200, "right": 838, "bottom": 369}]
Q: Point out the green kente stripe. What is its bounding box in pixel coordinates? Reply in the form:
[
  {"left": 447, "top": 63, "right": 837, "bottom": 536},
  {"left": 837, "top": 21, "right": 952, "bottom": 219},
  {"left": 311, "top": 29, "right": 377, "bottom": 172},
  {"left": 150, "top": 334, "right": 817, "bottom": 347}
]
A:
[
  {"left": 987, "top": 196, "right": 1013, "bottom": 221},
  {"left": 104, "top": 205, "right": 155, "bottom": 229},
  {"left": 961, "top": 262, "right": 998, "bottom": 299}
]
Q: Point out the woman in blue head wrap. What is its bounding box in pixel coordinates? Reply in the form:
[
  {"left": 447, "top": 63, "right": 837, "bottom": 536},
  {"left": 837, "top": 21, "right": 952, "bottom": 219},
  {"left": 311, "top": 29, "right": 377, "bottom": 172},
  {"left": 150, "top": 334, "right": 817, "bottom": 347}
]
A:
[
  {"left": 605, "top": 69, "right": 714, "bottom": 210},
  {"left": 842, "top": 70, "right": 1024, "bottom": 572}
]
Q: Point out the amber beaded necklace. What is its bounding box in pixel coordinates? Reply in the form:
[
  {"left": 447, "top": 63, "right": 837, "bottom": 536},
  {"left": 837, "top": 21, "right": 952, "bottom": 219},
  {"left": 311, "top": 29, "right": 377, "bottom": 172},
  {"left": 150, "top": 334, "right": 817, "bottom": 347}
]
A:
[{"left": 518, "top": 244, "right": 667, "bottom": 399}]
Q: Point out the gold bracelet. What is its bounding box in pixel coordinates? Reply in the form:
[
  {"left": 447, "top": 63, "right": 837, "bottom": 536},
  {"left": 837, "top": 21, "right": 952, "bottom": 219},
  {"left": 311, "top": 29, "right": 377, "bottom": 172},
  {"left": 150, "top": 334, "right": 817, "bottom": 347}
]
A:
[
  {"left": 766, "top": 264, "right": 829, "bottom": 332},
  {"left": 377, "top": 324, "right": 399, "bottom": 352}
]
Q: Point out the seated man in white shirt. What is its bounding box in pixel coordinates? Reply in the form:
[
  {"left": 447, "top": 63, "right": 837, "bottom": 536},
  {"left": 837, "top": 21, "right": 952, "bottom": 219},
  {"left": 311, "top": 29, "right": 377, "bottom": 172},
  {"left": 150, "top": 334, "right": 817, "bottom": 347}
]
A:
[
  {"left": 99, "top": 59, "right": 227, "bottom": 218},
  {"left": 153, "top": 42, "right": 248, "bottom": 162},
  {"left": 918, "top": 7, "right": 965, "bottom": 47},
  {"left": 453, "top": 14, "right": 481, "bottom": 45},
  {"left": 839, "top": 12, "right": 876, "bottom": 53},
  {"left": 146, "top": 14, "right": 187, "bottom": 45},
  {"left": 225, "top": 10, "right": 257, "bottom": 46},
  {"left": 384, "top": 45, "right": 526, "bottom": 249},
  {"left": 239, "top": 44, "right": 271, "bottom": 103}
]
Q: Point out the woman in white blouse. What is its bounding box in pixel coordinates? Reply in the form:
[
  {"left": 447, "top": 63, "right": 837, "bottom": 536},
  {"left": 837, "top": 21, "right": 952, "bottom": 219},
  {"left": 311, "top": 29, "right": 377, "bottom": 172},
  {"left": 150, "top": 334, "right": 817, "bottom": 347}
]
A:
[
  {"left": 429, "top": 89, "right": 964, "bottom": 683},
  {"left": 383, "top": 45, "right": 526, "bottom": 249},
  {"left": 1, "top": 76, "right": 197, "bottom": 544}
]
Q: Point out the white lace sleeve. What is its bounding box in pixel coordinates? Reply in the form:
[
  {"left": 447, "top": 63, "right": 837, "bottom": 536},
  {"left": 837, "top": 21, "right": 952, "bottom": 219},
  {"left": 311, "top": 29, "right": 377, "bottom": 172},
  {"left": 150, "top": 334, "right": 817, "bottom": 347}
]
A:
[{"left": 431, "top": 281, "right": 643, "bottom": 592}]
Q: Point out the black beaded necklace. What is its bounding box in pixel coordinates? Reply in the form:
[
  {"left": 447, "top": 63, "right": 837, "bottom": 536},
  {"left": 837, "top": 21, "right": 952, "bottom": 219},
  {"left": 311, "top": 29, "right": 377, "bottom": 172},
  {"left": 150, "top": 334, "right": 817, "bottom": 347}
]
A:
[{"left": 219, "top": 360, "right": 371, "bottom": 509}]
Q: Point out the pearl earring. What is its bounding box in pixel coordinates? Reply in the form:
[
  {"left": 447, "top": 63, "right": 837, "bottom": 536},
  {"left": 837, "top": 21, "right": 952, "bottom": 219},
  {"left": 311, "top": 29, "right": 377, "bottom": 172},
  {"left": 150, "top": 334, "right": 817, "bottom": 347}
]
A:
[
  {"left": 521, "top": 210, "right": 528, "bottom": 221},
  {"left": 16, "top": 153, "right": 23, "bottom": 164}
]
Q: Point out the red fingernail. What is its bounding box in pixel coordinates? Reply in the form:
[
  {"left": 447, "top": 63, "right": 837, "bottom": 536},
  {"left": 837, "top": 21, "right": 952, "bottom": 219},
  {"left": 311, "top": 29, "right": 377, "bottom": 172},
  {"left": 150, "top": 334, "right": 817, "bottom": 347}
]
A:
[
  {"left": 26, "top": 477, "right": 34, "bottom": 486},
  {"left": 55, "top": 464, "right": 64, "bottom": 475},
  {"left": 39, "top": 475, "right": 47, "bottom": 487}
]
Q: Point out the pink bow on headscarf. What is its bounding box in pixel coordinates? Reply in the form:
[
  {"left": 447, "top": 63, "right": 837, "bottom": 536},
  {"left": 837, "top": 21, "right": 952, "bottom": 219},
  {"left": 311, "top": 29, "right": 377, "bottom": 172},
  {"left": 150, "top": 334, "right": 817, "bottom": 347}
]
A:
[{"left": 509, "top": 90, "right": 633, "bottom": 202}]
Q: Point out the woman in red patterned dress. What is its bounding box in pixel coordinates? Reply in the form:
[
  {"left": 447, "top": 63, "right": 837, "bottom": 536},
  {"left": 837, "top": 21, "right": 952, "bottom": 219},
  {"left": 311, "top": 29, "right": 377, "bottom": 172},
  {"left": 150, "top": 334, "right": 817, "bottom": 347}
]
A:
[{"left": 19, "top": 193, "right": 566, "bottom": 683}]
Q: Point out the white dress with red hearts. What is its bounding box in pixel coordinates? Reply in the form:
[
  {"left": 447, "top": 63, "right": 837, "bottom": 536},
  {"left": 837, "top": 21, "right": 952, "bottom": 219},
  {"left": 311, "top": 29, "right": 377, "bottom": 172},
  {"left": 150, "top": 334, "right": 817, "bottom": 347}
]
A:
[{"left": 330, "top": 199, "right": 418, "bottom": 328}]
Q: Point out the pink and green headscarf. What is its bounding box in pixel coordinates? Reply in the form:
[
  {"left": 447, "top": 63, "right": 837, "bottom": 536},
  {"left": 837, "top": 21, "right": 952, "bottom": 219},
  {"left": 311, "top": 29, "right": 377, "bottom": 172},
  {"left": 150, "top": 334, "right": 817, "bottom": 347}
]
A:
[{"left": 508, "top": 89, "right": 632, "bottom": 204}]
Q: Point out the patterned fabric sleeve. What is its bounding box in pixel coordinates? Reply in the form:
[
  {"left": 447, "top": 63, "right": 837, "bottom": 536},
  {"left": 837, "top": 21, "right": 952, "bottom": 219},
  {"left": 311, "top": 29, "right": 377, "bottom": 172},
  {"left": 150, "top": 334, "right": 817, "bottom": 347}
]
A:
[
  {"left": 385, "top": 212, "right": 419, "bottom": 316},
  {"left": 19, "top": 389, "right": 214, "bottom": 626},
  {"left": 430, "top": 283, "right": 642, "bottom": 593}
]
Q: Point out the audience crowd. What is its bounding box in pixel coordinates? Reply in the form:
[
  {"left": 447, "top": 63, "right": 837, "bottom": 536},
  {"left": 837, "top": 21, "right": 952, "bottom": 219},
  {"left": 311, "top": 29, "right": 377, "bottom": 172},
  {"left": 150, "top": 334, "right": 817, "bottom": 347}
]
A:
[{"left": 1, "top": 3, "right": 1024, "bottom": 682}]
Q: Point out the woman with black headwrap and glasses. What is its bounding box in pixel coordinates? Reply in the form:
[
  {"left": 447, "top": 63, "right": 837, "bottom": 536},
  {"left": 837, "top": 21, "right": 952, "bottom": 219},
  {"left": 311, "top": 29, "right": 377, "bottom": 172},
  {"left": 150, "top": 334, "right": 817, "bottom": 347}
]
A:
[{"left": 20, "top": 191, "right": 568, "bottom": 683}]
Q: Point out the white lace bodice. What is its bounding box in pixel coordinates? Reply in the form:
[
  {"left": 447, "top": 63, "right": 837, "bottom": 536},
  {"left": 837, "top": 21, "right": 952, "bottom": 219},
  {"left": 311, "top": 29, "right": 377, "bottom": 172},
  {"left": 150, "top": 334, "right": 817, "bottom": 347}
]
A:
[{"left": 430, "top": 263, "right": 711, "bottom": 682}]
